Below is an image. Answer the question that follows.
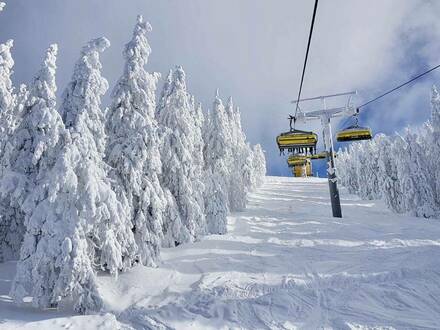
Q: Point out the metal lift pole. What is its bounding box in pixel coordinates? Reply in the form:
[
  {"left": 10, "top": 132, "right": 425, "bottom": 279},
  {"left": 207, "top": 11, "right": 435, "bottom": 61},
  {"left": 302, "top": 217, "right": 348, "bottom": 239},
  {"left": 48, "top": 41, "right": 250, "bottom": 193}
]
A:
[
  {"left": 319, "top": 97, "right": 342, "bottom": 218},
  {"left": 321, "top": 113, "right": 342, "bottom": 218}
]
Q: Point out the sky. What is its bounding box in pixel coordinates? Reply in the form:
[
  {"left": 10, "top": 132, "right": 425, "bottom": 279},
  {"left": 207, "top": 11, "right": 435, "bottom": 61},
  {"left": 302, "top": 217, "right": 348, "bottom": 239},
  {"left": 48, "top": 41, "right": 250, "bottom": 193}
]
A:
[{"left": 1, "top": 0, "right": 440, "bottom": 177}]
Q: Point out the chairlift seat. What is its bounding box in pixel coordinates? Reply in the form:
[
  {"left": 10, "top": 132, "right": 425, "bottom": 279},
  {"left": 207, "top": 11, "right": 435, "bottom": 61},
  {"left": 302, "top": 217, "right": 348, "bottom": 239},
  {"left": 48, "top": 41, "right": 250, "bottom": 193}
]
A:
[
  {"left": 287, "top": 155, "right": 308, "bottom": 167},
  {"left": 308, "top": 151, "right": 327, "bottom": 160},
  {"left": 277, "top": 129, "right": 318, "bottom": 153},
  {"left": 336, "top": 125, "right": 372, "bottom": 142}
]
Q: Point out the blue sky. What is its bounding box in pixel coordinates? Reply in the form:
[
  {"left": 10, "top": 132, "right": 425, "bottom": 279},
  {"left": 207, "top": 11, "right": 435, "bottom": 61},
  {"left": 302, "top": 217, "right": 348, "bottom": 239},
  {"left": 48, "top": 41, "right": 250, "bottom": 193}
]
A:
[{"left": 1, "top": 0, "right": 440, "bottom": 177}]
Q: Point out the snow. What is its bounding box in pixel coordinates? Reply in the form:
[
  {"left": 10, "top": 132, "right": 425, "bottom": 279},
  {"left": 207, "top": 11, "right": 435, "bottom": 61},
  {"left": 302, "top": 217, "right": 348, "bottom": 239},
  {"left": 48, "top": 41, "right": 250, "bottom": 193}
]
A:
[{"left": 1, "top": 176, "right": 440, "bottom": 329}]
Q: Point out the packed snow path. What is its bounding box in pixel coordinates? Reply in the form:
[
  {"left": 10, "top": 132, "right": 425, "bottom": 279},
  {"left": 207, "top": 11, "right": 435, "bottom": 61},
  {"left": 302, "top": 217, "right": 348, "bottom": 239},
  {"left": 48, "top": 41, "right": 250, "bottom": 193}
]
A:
[{"left": 2, "top": 176, "right": 440, "bottom": 329}]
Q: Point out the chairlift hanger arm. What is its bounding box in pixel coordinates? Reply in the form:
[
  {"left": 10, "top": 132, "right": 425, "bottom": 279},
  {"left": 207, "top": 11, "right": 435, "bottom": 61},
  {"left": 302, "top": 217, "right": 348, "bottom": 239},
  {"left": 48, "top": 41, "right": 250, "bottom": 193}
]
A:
[
  {"left": 291, "top": 106, "right": 348, "bottom": 119},
  {"left": 291, "top": 91, "right": 357, "bottom": 104}
]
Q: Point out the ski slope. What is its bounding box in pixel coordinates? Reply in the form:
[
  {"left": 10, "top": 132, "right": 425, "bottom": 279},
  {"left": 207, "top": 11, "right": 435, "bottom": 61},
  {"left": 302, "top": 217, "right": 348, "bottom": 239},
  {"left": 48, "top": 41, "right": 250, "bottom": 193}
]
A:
[{"left": 1, "top": 176, "right": 440, "bottom": 329}]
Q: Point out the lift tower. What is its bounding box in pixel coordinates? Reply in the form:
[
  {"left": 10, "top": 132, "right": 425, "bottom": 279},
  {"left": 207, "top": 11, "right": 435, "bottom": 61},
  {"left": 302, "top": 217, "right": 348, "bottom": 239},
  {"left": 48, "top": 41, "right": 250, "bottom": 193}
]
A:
[{"left": 291, "top": 91, "right": 357, "bottom": 218}]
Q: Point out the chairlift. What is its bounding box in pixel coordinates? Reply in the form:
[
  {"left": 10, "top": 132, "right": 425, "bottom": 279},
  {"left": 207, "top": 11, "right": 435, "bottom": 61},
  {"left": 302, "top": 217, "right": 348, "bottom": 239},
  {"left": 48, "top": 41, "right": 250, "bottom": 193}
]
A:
[
  {"left": 336, "top": 114, "right": 372, "bottom": 142},
  {"left": 287, "top": 155, "right": 308, "bottom": 167},
  {"left": 288, "top": 156, "right": 312, "bottom": 177},
  {"left": 277, "top": 116, "right": 318, "bottom": 154},
  {"left": 308, "top": 151, "right": 327, "bottom": 160}
]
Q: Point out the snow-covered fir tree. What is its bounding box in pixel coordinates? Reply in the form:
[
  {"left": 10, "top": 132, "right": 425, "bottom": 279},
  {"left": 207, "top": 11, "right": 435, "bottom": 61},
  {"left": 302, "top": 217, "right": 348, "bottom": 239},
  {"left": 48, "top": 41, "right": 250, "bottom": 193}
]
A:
[
  {"left": 0, "top": 39, "right": 14, "bottom": 157},
  {"left": 252, "top": 144, "right": 266, "bottom": 188},
  {"left": 425, "top": 85, "right": 440, "bottom": 207},
  {"left": 203, "top": 93, "right": 231, "bottom": 168},
  {"left": 203, "top": 91, "right": 231, "bottom": 234},
  {"left": 155, "top": 69, "right": 189, "bottom": 246},
  {"left": 106, "top": 15, "right": 166, "bottom": 266},
  {"left": 59, "top": 37, "right": 137, "bottom": 275},
  {"left": 192, "top": 100, "right": 205, "bottom": 174},
  {"left": 8, "top": 44, "right": 97, "bottom": 311},
  {"left": 12, "top": 141, "right": 103, "bottom": 313},
  {"left": 376, "top": 134, "right": 404, "bottom": 212},
  {"left": 157, "top": 66, "right": 206, "bottom": 241},
  {"left": 189, "top": 98, "right": 206, "bottom": 221},
  {"left": 11, "top": 38, "right": 139, "bottom": 313},
  {"left": 399, "top": 129, "right": 436, "bottom": 217},
  {"left": 430, "top": 85, "right": 440, "bottom": 130},
  {"left": 2, "top": 45, "right": 64, "bottom": 263},
  {"left": 0, "top": 40, "right": 31, "bottom": 261},
  {"left": 204, "top": 165, "right": 229, "bottom": 234},
  {"left": 225, "top": 98, "right": 248, "bottom": 211},
  {"left": 0, "top": 39, "right": 16, "bottom": 261}
]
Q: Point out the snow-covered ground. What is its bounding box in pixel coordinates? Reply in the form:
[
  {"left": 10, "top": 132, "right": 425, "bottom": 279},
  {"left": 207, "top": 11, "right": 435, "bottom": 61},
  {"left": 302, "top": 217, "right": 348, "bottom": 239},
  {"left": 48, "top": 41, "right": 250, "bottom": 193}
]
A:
[{"left": 1, "top": 176, "right": 440, "bottom": 329}]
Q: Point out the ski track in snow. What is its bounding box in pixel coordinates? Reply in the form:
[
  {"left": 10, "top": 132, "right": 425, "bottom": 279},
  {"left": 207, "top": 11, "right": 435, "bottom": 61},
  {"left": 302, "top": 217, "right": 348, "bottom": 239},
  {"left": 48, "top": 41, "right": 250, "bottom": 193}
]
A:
[{"left": 1, "top": 176, "right": 440, "bottom": 329}]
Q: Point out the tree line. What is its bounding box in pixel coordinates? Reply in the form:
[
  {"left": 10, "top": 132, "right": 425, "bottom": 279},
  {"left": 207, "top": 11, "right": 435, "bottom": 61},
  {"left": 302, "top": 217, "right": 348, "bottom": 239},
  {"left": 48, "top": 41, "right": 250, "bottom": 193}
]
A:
[
  {"left": 0, "top": 16, "right": 266, "bottom": 313},
  {"left": 336, "top": 86, "right": 440, "bottom": 219}
]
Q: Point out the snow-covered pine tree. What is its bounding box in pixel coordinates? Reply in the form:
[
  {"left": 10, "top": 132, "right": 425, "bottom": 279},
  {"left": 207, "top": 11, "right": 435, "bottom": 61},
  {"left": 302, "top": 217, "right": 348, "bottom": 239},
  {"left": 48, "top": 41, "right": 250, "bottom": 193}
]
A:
[
  {"left": 106, "top": 15, "right": 166, "bottom": 266},
  {"left": 252, "top": 144, "right": 266, "bottom": 188},
  {"left": 224, "top": 96, "right": 236, "bottom": 143},
  {"left": 338, "top": 136, "right": 383, "bottom": 200},
  {"left": 240, "top": 141, "right": 254, "bottom": 192},
  {"left": 345, "top": 143, "right": 362, "bottom": 194},
  {"left": 338, "top": 144, "right": 359, "bottom": 194},
  {"left": 335, "top": 148, "right": 348, "bottom": 189},
  {"left": 190, "top": 98, "right": 206, "bottom": 220},
  {"left": 204, "top": 164, "right": 229, "bottom": 235},
  {"left": 12, "top": 38, "right": 140, "bottom": 313},
  {"left": 155, "top": 70, "right": 189, "bottom": 247},
  {"left": 0, "top": 39, "right": 15, "bottom": 261},
  {"left": 157, "top": 66, "right": 205, "bottom": 241},
  {"left": 352, "top": 141, "right": 370, "bottom": 199},
  {"left": 359, "top": 138, "right": 381, "bottom": 200},
  {"left": 425, "top": 85, "right": 440, "bottom": 208},
  {"left": 0, "top": 40, "right": 30, "bottom": 261},
  {"left": 203, "top": 91, "right": 230, "bottom": 234},
  {"left": 2, "top": 45, "right": 63, "bottom": 262},
  {"left": 431, "top": 85, "right": 440, "bottom": 130},
  {"left": 7, "top": 44, "right": 100, "bottom": 312},
  {"left": 400, "top": 129, "right": 437, "bottom": 217},
  {"left": 0, "top": 39, "right": 14, "bottom": 159},
  {"left": 59, "top": 37, "right": 137, "bottom": 276},
  {"left": 161, "top": 187, "right": 190, "bottom": 247},
  {"left": 193, "top": 101, "right": 205, "bottom": 174},
  {"left": 375, "top": 134, "right": 402, "bottom": 212},
  {"left": 224, "top": 97, "right": 247, "bottom": 211},
  {"left": 11, "top": 141, "right": 103, "bottom": 313},
  {"left": 0, "top": 2, "right": 5, "bottom": 12}
]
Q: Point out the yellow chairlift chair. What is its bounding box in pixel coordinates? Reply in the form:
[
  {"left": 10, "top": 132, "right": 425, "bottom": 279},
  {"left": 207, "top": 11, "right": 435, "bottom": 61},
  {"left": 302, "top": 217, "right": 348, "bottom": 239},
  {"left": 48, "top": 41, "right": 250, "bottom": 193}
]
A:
[
  {"left": 336, "top": 115, "right": 372, "bottom": 142},
  {"left": 277, "top": 129, "right": 318, "bottom": 155}
]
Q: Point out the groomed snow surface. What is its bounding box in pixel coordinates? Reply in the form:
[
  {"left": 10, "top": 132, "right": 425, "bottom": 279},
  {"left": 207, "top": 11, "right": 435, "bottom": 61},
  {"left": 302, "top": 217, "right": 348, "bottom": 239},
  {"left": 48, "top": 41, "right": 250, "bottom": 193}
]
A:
[{"left": 1, "top": 176, "right": 440, "bottom": 329}]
